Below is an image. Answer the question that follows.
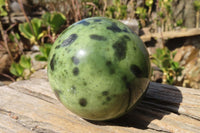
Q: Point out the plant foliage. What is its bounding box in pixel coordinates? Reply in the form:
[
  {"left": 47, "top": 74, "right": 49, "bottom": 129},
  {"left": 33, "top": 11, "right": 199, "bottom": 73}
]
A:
[
  {"left": 35, "top": 43, "right": 52, "bottom": 61},
  {"left": 151, "top": 47, "right": 184, "bottom": 85},
  {"left": 0, "top": 0, "right": 7, "bottom": 16},
  {"left": 10, "top": 55, "right": 33, "bottom": 80}
]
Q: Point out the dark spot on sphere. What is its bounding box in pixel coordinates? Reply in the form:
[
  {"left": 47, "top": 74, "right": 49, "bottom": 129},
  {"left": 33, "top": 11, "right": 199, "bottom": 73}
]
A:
[
  {"left": 106, "top": 97, "right": 111, "bottom": 101},
  {"left": 109, "top": 68, "right": 115, "bottom": 74},
  {"left": 107, "top": 22, "right": 122, "bottom": 32},
  {"left": 77, "top": 20, "right": 90, "bottom": 26},
  {"left": 106, "top": 61, "right": 112, "bottom": 66},
  {"left": 71, "top": 56, "right": 80, "bottom": 65},
  {"left": 105, "top": 61, "right": 115, "bottom": 74},
  {"left": 102, "top": 91, "right": 109, "bottom": 96},
  {"left": 73, "top": 67, "right": 79, "bottom": 76},
  {"left": 70, "top": 86, "right": 76, "bottom": 94},
  {"left": 64, "top": 69, "right": 68, "bottom": 74},
  {"left": 55, "top": 45, "right": 60, "bottom": 49},
  {"left": 90, "top": 34, "right": 107, "bottom": 41},
  {"left": 123, "top": 35, "right": 131, "bottom": 41},
  {"left": 112, "top": 38, "right": 127, "bottom": 61},
  {"left": 50, "top": 54, "right": 56, "bottom": 71},
  {"left": 56, "top": 34, "right": 78, "bottom": 49},
  {"left": 122, "top": 27, "right": 129, "bottom": 33},
  {"left": 60, "top": 25, "right": 75, "bottom": 36},
  {"left": 131, "top": 29, "right": 137, "bottom": 35},
  {"left": 79, "top": 98, "right": 87, "bottom": 107},
  {"left": 130, "top": 64, "right": 143, "bottom": 78},
  {"left": 121, "top": 75, "right": 131, "bottom": 89},
  {"left": 125, "top": 81, "right": 131, "bottom": 89},
  {"left": 67, "top": 49, "right": 71, "bottom": 53},
  {"left": 102, "top": 101, "right": 106, "bottom": 105},
  {"left": 53, "top": 89, "right": 62, "bottom": 99},
  {"left": 83, "top": 82, "right": 87, "bottom": 86},
  {"left": 94, "top": 19, "right": 102, "bottom": 22},
  {"left": 122, "top": 75, "right": 128, "bottom": 82}
]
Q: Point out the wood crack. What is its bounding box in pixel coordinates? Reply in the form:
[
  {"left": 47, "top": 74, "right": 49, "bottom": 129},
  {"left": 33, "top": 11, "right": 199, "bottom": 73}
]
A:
[
  {"left": 1, "top": 70, "right": 200, "bottom": 132},
  {"left": 181, "top": 114, "right": 200, "bottom": 121},
  {"left": 148, "top": 127, "right": 171, "bottom": 133},
  {"left": 8, "top": 85, "right": 58, "bottom": 104},
  {"left": 0, "top": 108, "right": 57, "bottom": 133}
]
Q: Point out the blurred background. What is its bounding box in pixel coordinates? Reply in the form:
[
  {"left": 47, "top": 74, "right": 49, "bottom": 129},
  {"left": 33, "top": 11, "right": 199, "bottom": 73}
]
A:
[{"left": 0, "top": 0, "right": 200, "bottom": 89}]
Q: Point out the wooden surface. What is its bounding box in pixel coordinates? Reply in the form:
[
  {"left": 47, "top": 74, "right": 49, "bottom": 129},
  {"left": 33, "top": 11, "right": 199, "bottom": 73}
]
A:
[
  {"left": 0, "top": 69, "right": 200, "bottom": 133},
  {"left": 140, "top": 28, "right": 200, "bottom": 42}
]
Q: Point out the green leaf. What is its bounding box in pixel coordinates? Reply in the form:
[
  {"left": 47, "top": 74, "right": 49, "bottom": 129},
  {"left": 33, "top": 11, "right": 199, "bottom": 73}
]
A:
[
  {"left": 167, "top": 75, "right": 174, "bottom": 85},
  {"left": 19, "top": 18, "right": 42, "bottom": 44},
  {"left": 42, "top": 12, "right": 51, "bottom": 26},
  {"left": 194, "top": 0, "right": 200, "bottom": 11},
  {"left": 35, "top": 43, "right": 52, "bottom": 61},
  {"left": 31, "top": 18, "right": 43, "bottom": 39},
  {"left": 43, "top": 43, "right": 52, "bottom": 57},
  {"left": 0, "top": 0, "right": 7, "bottom": 16},
  {"left": 136, "top": 7, "right": 147, "bottom": 19},
  {"left": 9, "top": 33, "right": 20, "bottom": 42},
  {"left": 42, "top": 12, "right": 66, "bottom": 33},
  {"left": 40, "top": 43, "right": 52, "bottom": 57},
  {"left": 0, "top": 0, "right": 5, "bottom": 5},
  {"left": 10, "top": 62, "right": 24, "bottom": 77},
  {"left": 19, "top": 55, "right": 31, "bottom": 69},
  {"left": 172, "top": 50, "right": 177, "bottom": 58},
  {"left": 151, "top": 47, "right": 184, "bottom": 85},
  {"left": 35, "top": 54, "right": 48, "bottom": 61},
  {"left": 8, "top": 33, "right": 15, "bottom": 42},
  {"left": 161, "top": 58, "right": 171, "bottom": 68},
  {"left": 171, "top": 62, "right": 179, "bottom": 69},
  {"left": 145, "top": 0, "right": 153, "bottom": 7}
]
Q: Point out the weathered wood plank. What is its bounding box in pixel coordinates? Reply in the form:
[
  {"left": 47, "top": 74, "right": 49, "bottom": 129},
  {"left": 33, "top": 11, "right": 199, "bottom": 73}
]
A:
[
  {"left": 140, "top": 28, "right": 200, "bottom": 42},
  {"left": 0, "top": 69, "right": 200, "bottom": 133}
]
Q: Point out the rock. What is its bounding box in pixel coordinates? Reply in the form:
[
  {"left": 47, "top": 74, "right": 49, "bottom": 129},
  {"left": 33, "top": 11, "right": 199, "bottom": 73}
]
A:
[
  {"left": 9, "top": 0, "right": 31, "bottom": 15},
  {"left": 0, "top": 82, "right": 4, "bottom": 86},
  {"left": 31, "top": 45, "right": 40, "bottom": 52},
  {"left": 0, "top": 52, "right": 11, "bottom": 74},
  {"left": 120, "top": 19, "right": 139, "bottom": 34},
  {"left": 151, "top": 66, "right": 163, "bottom": 83},
  {"left": 27, "top": 52, "right": 47, "bottom": 71},
  {"left": 172, "top": 0, "right": 196, "bottom": 28},
  {"left": 174, "top": 45, "right": 200, "bottom": 89}
]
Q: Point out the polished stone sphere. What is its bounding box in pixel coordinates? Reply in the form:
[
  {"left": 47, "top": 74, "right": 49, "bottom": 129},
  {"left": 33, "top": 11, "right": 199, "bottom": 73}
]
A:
[{"left": 48, "top": 17, "right": 151, "bottom": 121}]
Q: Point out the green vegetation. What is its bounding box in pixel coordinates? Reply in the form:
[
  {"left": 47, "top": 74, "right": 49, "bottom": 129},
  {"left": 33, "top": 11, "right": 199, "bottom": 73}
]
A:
[
  {"left": 7, "top": 12, "right": 66, "bottom": 80},
  {"left": 10, "top": 55, "right": 33, "bottom": 80},
  {"left": 19, "top": 18, "right": 43, "bottom": 45},
  {"left": 194, "top": 0, "right": 200, "bottom": 28},
  {"left": 19, "top": 12, "right": 66, "bottom": 45},
  {"left": 0, "top": 0, "right": 192, "bottom": 86},
  {"left": 176, "top": 19, "right": 183, "bottom": 27},
  {"left": 157, "top": 0, "right": 173, "bottom": 31},
  {"left": 35, "top": 43, "right": 52, "bottom": 61},
  {"left": 145, "top": 0, "right": 153, "bottom": 18},
  {"left": 0, "top": 0, "right": 7, "bottom": 16},
  {"left": 106, "top": 0, "right": 127, "bottom": 19},
  {"left": 136, "top": 7, "right": 147, "bottom": 27},
  {"left": 151, "top": 47, "right": 184, "bottom": 85}
]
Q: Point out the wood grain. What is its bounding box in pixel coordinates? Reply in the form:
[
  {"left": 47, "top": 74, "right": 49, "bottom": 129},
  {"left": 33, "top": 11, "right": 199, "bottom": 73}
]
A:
[
  {"left": 140, "top": 28, "right": 200, "bottom": 42},
  {"left": 0, "top": 69, "right": 200, "bottom": 133}
]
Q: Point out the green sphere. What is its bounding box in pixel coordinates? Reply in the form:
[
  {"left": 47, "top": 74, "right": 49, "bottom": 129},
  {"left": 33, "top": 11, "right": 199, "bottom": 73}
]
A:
[{"left": 47, "top": 17, "right": 151, "bottom": 121}]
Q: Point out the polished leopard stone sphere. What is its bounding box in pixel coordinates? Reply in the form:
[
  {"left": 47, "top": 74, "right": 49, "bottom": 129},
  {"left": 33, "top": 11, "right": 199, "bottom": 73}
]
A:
[{"left": 47, "top": 17, "right": 151, "bottom": 121}]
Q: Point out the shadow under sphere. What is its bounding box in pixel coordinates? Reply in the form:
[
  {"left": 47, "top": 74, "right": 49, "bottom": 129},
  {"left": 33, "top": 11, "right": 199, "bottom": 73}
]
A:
[{"left": 89, "top": 82, "right": 183, "bottom": 129}]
